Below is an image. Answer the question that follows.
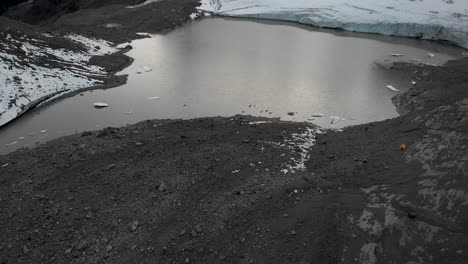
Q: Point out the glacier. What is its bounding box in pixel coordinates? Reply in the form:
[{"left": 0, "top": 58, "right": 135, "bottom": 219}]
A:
[{"left": 198, "top": 0, "right": 468, "bottom": 49}]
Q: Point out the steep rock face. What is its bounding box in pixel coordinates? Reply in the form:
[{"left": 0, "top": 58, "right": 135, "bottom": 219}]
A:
[{"left": 198, "top": 0, "right": 468, "bottom": 48}]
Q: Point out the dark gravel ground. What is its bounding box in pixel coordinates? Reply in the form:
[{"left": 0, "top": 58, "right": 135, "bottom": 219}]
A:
[
  {"left": 1, "top": 1, "right": 468, "bottom": 263},
  {"left": 0, "top": 59, "right": 467, "bottom": 263}
]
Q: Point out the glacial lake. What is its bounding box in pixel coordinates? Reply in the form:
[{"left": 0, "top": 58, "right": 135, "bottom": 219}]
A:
[{"left": 0, "top": 17, "right": 465, "bottom": 154}]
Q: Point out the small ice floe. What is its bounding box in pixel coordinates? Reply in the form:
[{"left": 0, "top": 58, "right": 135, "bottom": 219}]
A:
[
  {"left": 147, "top": 97, "right": 161, "bottom": 100},
  {"left": 385, "top": 85, "right": 399, "bottom": 92},
  {"left": 427, "top": 53, "right": 435, "bottom": 57},
  {"left": 391, "top": 54, "right": 404, "bottom": 57},
  {"left": 93, "top": 102, "right": 109, "bottom": 108},
  {"left": 190, "top": 13, "right": 199, "bottom": 19},
  {"left": 2, "top": 163, "right": 9, "bottom": 168},
  {"left": 412, "top": 81, "right": 417, "bottom": 85},
  {"left": 6, "top": 142, "right": 17, "bottom": 146},
  {"left": 143, "top": 66, "right": 152, "bottom": 72},
  {"left": 40, "top": 130, "right": 47, "bottom": 133},
  {"left": 311, "top": 113, "right": 324, "bottom": 117},
  {"left": 307, "top": 118, "right": 315, "bottom": 121},
  {"left": 232, "top": 169, "right": 240, "bottom": 174}
]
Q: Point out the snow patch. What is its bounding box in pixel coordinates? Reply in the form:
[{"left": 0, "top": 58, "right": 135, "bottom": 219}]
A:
[
  {"left": 264, "top": 126, "right": 323, "bottom": 174},
  {"left": 0, "top": 33, "right": 117, "bottom": 126},
  {"left": 247, "top": 121, "right": 271, "bottom": 125}
]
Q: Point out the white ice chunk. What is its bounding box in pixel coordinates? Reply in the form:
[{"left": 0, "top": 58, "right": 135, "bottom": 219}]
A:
[
  {"left": 391, "top": 54, "right": 405, "bottom": 57},
  {"left": 427, "top": 53, "right": 435, "bottom": 57},
  {"left": 311, "top": 113, "right": 325, "bottom": 117},
  {"left": 412, "top": 81, "right": 417, "bottom": 85},
  {"left": 147, "top": 97, "right": 161, "bottom": 100},
  {"left": 143, "top": 66, "right": 152, "bottom": 72},
  {"left": 40, "top": 130, "right": 47, "bottom": 133},
  {"left": 385, "top": 85, "right": 399, "bottom": 92},
  {"left": 93, "top": 102, "right": 109, "bottom": 108}
]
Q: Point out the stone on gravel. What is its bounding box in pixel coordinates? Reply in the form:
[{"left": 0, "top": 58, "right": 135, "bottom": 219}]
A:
[
  {"left": 23, "top": 245, "right": 30, "bottom": 254},
  {"left": 129, "top": 221, "right": 139, "bottom": 232},
  {"left": 159, "top": 182, "right": 167, "bottom": 192},
  {"left": 76, "top": 240, "right": 87, "bottom": 251}
]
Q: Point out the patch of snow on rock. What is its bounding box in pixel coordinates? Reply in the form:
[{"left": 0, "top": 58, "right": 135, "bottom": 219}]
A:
[{"left": 0, "top": 32, "right": 117, "bottom": 126}]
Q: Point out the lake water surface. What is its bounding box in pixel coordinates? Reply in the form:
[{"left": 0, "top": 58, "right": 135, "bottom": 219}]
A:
[{"left": 0, "top": 17, "right": 464, "bottom": 154}]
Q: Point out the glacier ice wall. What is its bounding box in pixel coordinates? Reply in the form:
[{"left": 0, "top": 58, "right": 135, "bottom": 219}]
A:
[{"left": 198, "top": 0, "right": 468, "bottom": 49}]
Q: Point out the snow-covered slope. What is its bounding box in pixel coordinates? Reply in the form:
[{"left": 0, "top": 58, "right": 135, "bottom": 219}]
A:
[
  {"left": 0, "top": 31, "right": 117, "bottom": 127},
  {"left": 198, "top": 0, "right": 468, "bottom": 48}
]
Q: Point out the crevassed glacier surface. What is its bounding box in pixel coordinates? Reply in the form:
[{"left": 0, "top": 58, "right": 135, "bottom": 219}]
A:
[{"left": 198, "top": 0, "right": 468, "bottom": 48}]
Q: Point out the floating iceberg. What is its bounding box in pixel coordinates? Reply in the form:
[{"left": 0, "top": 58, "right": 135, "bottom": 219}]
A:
[{"left": 198, "top": 0, "right": 468, "bottom": 48}]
